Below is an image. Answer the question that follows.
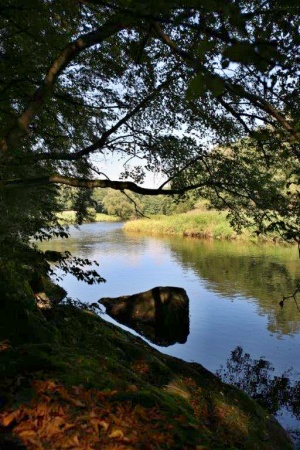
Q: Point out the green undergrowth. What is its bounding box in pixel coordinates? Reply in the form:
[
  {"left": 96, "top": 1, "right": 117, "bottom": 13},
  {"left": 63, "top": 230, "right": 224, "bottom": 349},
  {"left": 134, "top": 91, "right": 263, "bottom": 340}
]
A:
[{"left": 0, "top": 304, "right": 294, "bottom": 449}]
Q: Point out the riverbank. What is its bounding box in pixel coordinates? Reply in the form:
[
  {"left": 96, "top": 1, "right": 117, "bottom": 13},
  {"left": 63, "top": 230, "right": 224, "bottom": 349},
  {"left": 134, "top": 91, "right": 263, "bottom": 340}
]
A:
[
  {"left": 124, "top": 209, "right": 246, "bottom": 240},
  {"left": 56, "top": 210, "right": 121, "bottom": 224},
  {"left": 124, "top": 209, "right": 282, "bottom": 242},
  {"left": 0, "top": 301, "right": 294, "bottom": 449}
]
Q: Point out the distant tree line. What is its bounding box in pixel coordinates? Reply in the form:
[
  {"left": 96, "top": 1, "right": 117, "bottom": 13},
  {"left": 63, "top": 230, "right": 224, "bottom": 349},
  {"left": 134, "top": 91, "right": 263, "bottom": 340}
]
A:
[{"left": 59, "top": 186, "right": 198, "bottom": 220}]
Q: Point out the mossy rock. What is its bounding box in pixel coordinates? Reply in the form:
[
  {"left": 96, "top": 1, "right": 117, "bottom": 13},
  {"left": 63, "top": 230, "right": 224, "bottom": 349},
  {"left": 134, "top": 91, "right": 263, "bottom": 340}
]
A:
[
  {"left": 0, "top": 269, "right": 59, "bottom": 345},
  {"left": 33, "top": 275, "right": 67, "bottom": 304}
]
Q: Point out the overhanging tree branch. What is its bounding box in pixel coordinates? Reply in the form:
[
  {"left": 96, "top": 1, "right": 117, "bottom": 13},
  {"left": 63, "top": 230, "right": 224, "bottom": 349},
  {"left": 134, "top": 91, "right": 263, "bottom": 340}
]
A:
[
  {"left": 0, "top": 13, "right": 130, "bottom": 154},
  {"left": 1, "top": 174, "right": 214, "bottom": 196},
  {"left": 1, "top": 172, "right": 258, "bottom": 202}
]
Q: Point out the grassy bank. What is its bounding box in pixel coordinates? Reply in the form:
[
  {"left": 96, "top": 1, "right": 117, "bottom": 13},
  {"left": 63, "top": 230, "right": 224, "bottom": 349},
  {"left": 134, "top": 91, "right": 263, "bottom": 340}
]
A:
[
  {"left": 0, "top": 302, "right": 293, "bottom": 449},
  {"left": 124, "top": 209, "right": 247, "bottom": 240},
  {"left": 56, "top": 210, "right": 121, "bottom": 224}
]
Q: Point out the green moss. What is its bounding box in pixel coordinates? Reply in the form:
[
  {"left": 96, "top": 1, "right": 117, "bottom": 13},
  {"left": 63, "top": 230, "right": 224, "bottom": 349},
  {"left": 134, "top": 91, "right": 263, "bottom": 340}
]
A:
[
  {"left": 0, "top": 290, "right": 58, "bottom": 346},
  {"left": 0, "top": 305, "right": 294, "bottom": 449},
  {"left": 40, "top": 276, "right": 66, "bottom": 303}
]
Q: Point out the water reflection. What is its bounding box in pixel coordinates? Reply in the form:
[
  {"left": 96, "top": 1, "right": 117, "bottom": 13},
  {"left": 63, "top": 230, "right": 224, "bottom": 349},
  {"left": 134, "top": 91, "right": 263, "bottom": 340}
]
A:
[
  {"left": 164, "top": 236, "right": 300, "bottom": 335},
  {"left": 216, "top": 346, "right": 300, "bottom": 445},
  {"left": 39, "top": 223, "right": 300, "bottom": 438},
  {"left": 45, "top": 223, "right": 148, "bottom": 260}
]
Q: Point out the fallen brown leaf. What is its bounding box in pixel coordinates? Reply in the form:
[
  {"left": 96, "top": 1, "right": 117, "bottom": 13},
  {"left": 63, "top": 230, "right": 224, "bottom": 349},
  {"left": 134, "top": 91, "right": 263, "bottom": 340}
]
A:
[
  {"left": 0, "top": 340, "right": 10, "bottom": 352},
  {"left": 109, "top": 429, "right": 125, "bottom": 439},
  {"left": 18, "top": 430, "right": 37, "bottom": 439},
  {"left": 1, "top": 410, "right": 20, "bottom": 426}
]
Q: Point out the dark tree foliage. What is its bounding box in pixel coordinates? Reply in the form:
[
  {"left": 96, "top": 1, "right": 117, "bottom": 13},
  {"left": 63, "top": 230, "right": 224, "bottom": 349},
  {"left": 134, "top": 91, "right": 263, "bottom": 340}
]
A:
[{"left": 0, "top": 0, "right": 299, "bottom": 300}]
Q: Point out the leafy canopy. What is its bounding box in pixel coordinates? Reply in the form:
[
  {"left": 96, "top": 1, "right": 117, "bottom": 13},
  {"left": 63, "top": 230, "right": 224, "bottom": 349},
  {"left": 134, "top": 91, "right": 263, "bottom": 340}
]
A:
[{"left": 0, "top": 0, "right": 299, "bottom": 295}]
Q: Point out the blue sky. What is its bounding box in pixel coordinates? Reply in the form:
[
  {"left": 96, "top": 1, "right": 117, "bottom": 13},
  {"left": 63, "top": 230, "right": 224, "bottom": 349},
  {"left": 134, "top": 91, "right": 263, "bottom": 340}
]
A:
[{"left": 92, "top": 152, "right": 166, "bottom": 188}]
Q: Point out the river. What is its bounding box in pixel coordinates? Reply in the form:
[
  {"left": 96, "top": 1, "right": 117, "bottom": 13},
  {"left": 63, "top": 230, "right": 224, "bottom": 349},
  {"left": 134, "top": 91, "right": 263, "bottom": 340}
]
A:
[{"left": 40, "top": 221, "right": 300, "bottom": 443}]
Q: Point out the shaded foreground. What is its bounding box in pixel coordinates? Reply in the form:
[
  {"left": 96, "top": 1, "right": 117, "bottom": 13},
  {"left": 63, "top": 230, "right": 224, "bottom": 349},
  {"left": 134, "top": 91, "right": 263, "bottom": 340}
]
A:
[{"left": 0, "top": 305, "right": 294, "bottom": 449}]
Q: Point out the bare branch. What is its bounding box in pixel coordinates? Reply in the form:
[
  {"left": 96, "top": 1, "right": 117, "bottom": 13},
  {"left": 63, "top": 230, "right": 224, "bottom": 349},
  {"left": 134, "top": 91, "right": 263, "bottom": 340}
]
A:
[
  {"left": 217, "top": 97, "right": 252, "bottom": 134},
  {"left": 89, "top": 164, "right": 111, "bottom": 180},
  {"left": 28, "top": 77, "right": 174, "bottom": 163},
  {"left": 54, "top": 92, "right": 127, "bottom": 110},
  {"left": 279, "top": 285, "right": 300, "bottom": 312},
  {"left": 120, "top": 190, "right": 148, "bottom": 218},
  {"left": 158, "top": 154, "right": 205, "bottom": 190}
]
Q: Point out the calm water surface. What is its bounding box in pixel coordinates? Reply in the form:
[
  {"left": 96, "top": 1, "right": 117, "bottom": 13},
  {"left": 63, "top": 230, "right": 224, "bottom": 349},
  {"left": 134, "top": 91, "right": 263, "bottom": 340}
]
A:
[{"left": 40, "top": 222, "right": 300, "bottom": 440}]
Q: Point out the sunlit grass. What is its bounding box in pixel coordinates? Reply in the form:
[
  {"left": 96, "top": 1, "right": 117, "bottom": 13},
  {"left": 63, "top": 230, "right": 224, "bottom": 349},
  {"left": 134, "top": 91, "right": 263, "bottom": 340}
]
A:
[
  {"left": 124, "top": 209, "right": 247, "bottom": 240},
  {"left": 56, "top": 210, "right": 121, "bottom": 224},
  {"left": 94, "top": 213, "right": 121, "bottom": 222}
]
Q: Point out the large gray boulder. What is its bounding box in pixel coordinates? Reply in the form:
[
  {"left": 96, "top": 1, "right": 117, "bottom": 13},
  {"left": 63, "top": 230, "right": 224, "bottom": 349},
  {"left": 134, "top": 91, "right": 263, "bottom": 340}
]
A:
[{"left": 99, "top": 286, "right": 189, "bottom": 346}]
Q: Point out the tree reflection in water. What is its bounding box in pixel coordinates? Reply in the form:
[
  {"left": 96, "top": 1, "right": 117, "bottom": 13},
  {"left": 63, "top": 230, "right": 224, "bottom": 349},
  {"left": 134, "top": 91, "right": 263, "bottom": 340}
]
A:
[{"left": 216, "top": 346, "right": 300, "bottom": 441}]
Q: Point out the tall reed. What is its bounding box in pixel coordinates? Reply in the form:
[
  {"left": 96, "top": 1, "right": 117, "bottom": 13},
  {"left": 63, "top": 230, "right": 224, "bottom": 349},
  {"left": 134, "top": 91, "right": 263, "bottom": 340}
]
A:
[{"left": 124, "top": 210, "right": 242, "bottom": 240}]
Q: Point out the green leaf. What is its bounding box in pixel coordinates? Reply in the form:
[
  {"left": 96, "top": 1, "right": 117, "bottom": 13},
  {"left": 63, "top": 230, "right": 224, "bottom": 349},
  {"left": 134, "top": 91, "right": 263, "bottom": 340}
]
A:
[
  {"left": 207, "top": 76, "right": 226, "bottom": 96},
  {"left": 221, "top": 59, "right": 230, "bottom": 69},
  {"left": 187, "top": 74, "right": 225, "bottom": 100},
  {"left": 251, "top": 130, "right": 270, "bottom": 142},
  {"left": 186, "top": 74, "right": 207, "bottom": 99},
  {"left": 223, "top": 42, "right": 258, "bottom": 64},
  {"left": 196, "top": 40, "right": 216, "bottom": 61}
]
